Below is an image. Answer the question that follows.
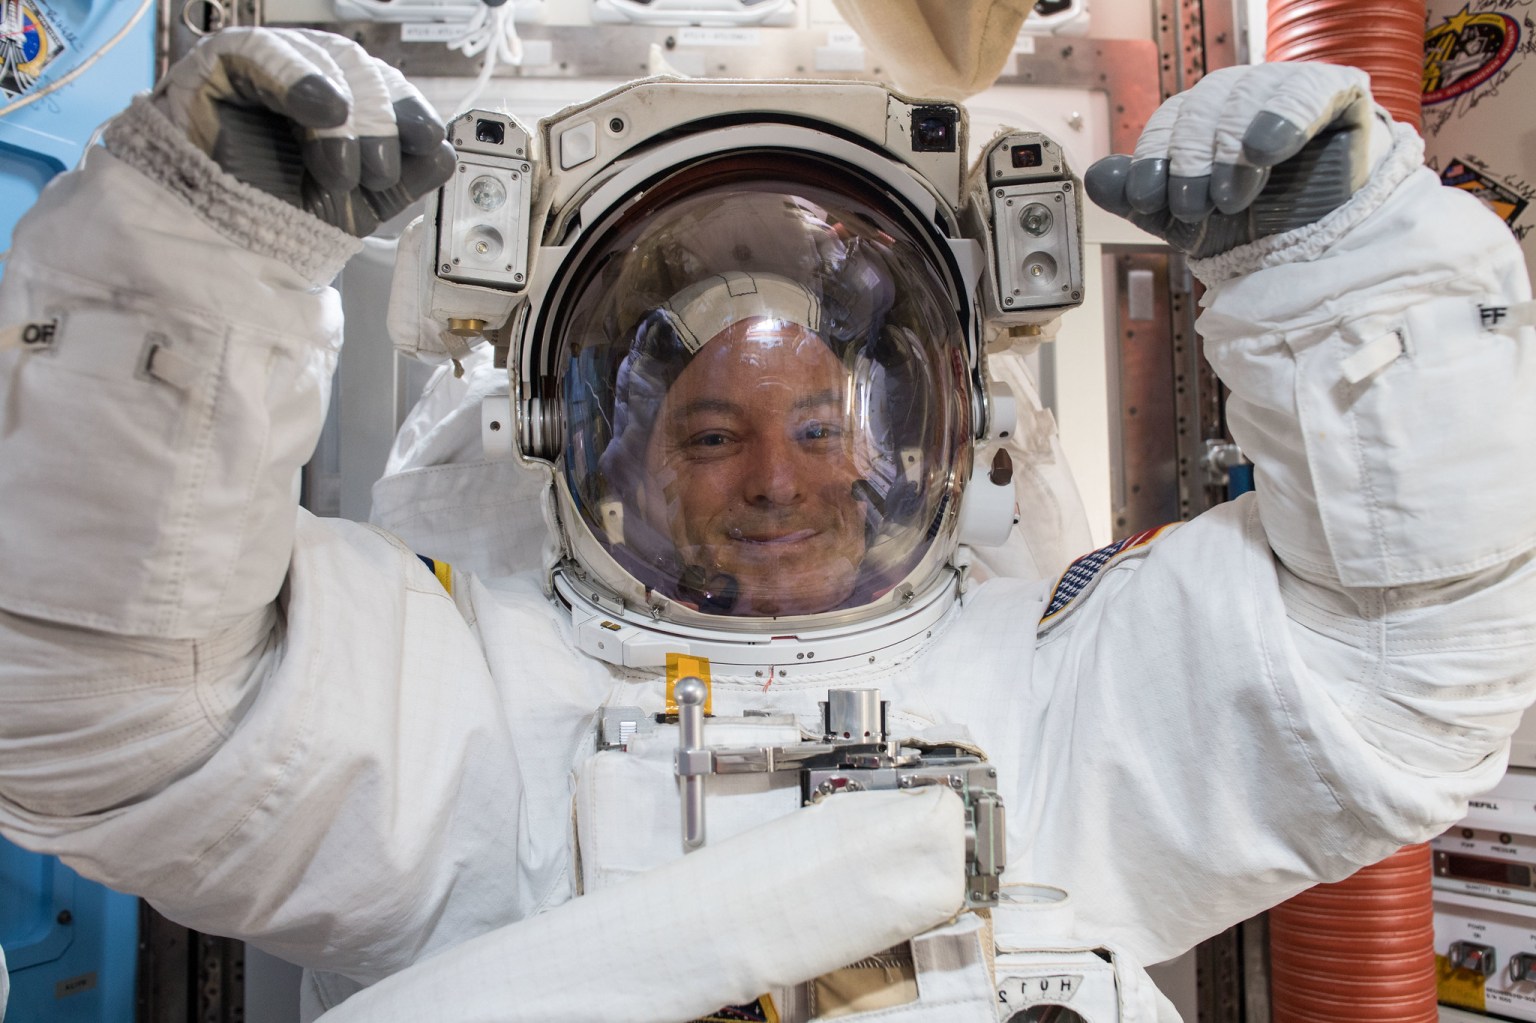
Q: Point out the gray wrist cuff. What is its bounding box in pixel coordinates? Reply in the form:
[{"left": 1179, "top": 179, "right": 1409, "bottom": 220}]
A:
[
  {"left": 103, "top": 95, "right": 361, "bottom": 287},
  {"left": 1189, "top": 119, "right": 1425, "bottom": 286}
]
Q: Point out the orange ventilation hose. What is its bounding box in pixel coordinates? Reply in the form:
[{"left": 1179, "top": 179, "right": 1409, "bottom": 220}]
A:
[
  {"left": 1266, "top": 0, "right": 1425, "bottom": 128},
  {"left": 1269, "top": 844, "right": 1438, "bottom": 1023},
  {"left": 1260, "top": 2, "right": 1432, "bottom": 1019}
]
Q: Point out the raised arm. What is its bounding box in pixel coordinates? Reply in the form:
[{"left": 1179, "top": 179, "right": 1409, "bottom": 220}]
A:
[
  {"left": 0, "top": 27, "right": 452, "bottom": 637},
  {"left": 1025, "top": 62, "right": 1536, "bottom": 962},
  {"left": 1087, "top": 62, "right": 1536, "bottom": 771},
  {"left": 0, "top": 25, "right": 459, "bottom": 954}
]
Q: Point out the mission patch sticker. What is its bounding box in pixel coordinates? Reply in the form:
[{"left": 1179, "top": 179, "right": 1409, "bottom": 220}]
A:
[
  {"left": 1440, "top": 157, "right": 1532, "bottom": 227},
  {"left": 1424, "top": 7, "right": 1522, "bottom": 105},
  {"left": 0, "top": 3, "right": 69, "bottom": 99}
]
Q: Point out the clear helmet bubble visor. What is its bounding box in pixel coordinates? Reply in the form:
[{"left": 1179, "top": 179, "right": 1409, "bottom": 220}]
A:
[{"left": 558, "top": 170, "right": 971, "bottom": 622}]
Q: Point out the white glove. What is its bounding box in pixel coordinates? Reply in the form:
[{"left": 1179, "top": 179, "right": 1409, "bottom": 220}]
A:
[
  {"left": 152, "top": 27, "right": 454, "bottom": 237},
  {"left": 1084, "top": 62, "right": 1391, "bottom": 258},
  {"left": 314, "top": 787, "right": 966, "bottom": 1023}
]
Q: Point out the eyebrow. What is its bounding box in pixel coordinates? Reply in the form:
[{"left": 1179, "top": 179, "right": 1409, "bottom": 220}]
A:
[
  {"left": 795, "top": 389, "right": 845, "bottom": 412},
  {"left": 670, "top": 398, "right": 743, "bottom": 420},
  {"left": 669, "top": 389, "right": 845, "bottom": 422}
]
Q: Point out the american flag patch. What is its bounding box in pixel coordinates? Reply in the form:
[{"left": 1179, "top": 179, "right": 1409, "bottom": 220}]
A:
[{"left": 1041, "top": 525, "right": 1175, "bottom": 625}]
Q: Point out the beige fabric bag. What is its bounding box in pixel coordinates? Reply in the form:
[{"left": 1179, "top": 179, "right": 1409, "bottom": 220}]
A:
[{"left": 833, "top": 0, "right": 1033, "bottom": 99}]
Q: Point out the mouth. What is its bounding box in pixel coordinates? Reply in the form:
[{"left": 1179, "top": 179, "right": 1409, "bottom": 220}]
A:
[{"left": 729, "top": 527, "right": 818, "bottom": 546}]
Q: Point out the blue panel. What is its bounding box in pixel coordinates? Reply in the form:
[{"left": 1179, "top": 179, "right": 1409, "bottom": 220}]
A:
[
  {"left": 0, "top": 0, "right": 156, "bottom": 257},
  {"left": 1, "top": 5, "right": 155, "bottom": 1015},
  {"left": 1, "top": 836, "right": 139, "bottom": 1023},
  {"left": 0, "top": 143, "right": 63, "bottom": 257},
  {"left": 0, "top": 837, "right": 73, "bottom": 971}
]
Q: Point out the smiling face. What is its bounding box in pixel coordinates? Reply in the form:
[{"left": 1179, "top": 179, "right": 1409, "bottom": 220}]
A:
[{"left": 641, "top": 318, "right": 869, "bottom": 616}]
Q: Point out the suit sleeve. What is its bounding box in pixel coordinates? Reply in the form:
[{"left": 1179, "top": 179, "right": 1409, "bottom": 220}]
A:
[
  {"left": 0, "top": 99, "right": 531, "bottom": 980},
  {"left": 1024, "top": 123, "right": 1536, "bottom": 965},
  {"left": 1194, "top": 119, "right": 1536, "bottom": 786},
  {"left": 0, "top": 95, "right": 365, "bottom": 821}
]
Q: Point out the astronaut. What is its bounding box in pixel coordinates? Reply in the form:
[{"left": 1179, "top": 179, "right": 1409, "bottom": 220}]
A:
[{"left": 2, "top": 24, "right": 1535, "bottom": 1023}]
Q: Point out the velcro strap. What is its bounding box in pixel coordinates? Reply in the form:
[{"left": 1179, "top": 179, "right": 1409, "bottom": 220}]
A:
[
  {"left": 437, "top": 329, "right": 476, "bottom": 364},
  {"left": 1340, "top": 330, "right": 1404, "bottom": 385},
  {"left": 142, "top": 341, "right": 202, "bottom": 390}
]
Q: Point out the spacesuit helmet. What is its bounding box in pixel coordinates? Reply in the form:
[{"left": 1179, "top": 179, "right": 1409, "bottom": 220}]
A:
[{"left": 555, "top": 174, "right": 973, "bottom": 624}]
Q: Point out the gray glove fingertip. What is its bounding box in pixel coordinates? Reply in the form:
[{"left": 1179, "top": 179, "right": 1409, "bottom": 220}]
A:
[
  {"left": 1126, "top": 158, "right": 1170, "bottom": 215},
  {"left": 1210, "top": 163, "right": 1268, "bottom": 214},
  {"left": 1083, "top": 155, "right": 1135, "bottom": 217},
  {"left": 1242, "top": 111, "right": 1309, "bottom": 167},
  {"left": 359, "top": 137, "right": 402, "bottom": 191},
  {"left": 394, "top": 96, "right": 447, "bottom": 155},
  {"left": 284, "top": 72, "right": 350, "bottom": 129},
  {"left": 304, "top": 135, "right": 361, "bottom": 192},
  {"left": 364, "top": 141, "right": 458, "bottom": 227},
  {"left": 401, "top": 140, "right": 458, "bottom": 197},
  {"left": 1167, "top": 175, "right": 1214, "bottom": 223}
]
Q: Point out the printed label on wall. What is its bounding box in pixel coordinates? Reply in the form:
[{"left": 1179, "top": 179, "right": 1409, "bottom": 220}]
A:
[
  {"left": 0, "top": 2, "right": 69, "bottom": 99},
  {"left": 1437, "top": 953, "right": 1489, "bottom": 1012}
]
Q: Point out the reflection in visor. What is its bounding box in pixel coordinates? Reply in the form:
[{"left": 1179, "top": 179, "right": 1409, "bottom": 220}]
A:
[{"left": 560, "top": 184, "right": 968, "bottom": 618}]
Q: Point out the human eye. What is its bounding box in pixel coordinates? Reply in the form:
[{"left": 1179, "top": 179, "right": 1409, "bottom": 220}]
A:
[
  {"left": 683, "top": 428, "right": 739, "bottom": 457},
  {"left": 797, "top": 420, "right": 844, "bottom": 444}
]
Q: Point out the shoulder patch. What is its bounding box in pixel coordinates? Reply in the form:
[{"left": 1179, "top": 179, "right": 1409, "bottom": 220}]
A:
[
  {"left": 416, "top": 554, "right": 454, "bottom": 595},
  {"left": 1040, "top": 524, "right": 1176, "bottom": 626},
  {"left": 689, "top": 996, "right": 779, "bottom": 1022}
]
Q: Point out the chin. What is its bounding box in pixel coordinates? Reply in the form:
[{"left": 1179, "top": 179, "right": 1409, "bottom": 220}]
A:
[{"left": 734, "top": 579, "right": 858, "bottom": 618}]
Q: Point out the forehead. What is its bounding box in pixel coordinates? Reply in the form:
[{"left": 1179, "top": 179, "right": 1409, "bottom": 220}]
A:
[{"left": 668, "top": 319, "right": 844, "bottom": 400}]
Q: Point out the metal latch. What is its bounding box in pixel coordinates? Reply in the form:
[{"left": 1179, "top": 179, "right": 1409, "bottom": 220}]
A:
[{"left": 673, "top": 684, "right": 1007, "bottom": 907}]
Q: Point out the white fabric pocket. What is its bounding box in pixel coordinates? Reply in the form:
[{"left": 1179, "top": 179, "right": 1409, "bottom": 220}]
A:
[
  {"left": 0, "top": 296, "right": 336, "bottom": 636},
  {"left": 573, "top": 718, "right": 803, "bottom": 894},
  {"left": 1292, "top": 297, "right": 1536, "bottom": 586}
]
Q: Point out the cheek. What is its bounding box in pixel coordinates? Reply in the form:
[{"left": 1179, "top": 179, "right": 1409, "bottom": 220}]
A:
[
  {"left": 812, "top": 466, "right": 860, "bottom": 513},
  {"left": 657, "top": 463, "right": 737, "bottom": 538}
]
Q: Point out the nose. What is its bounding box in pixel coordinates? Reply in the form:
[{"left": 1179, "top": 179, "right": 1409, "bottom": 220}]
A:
[{"left": 747, "top": 432, "right": 805, "bottom": 507}]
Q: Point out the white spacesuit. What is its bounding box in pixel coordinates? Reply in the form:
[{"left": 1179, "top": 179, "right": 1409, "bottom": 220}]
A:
[{"left": 1, "top": 28, "right": 1535, "bottom": 1023}]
